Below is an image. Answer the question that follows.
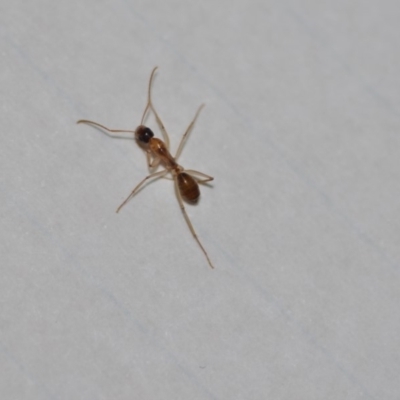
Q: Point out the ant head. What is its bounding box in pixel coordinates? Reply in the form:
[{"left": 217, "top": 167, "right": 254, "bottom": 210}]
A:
[{"left": 135, "top": 125, "right": 154, "bottom": 144}]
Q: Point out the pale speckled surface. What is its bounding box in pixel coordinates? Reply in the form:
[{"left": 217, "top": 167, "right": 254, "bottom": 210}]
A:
[{"left": 1, "top": 1, "right": 400, "bottom": 399}]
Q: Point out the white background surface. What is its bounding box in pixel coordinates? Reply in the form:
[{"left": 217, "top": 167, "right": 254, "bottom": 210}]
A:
[{"left": 1, "top": 1, "right": 400, "bottom": 399}]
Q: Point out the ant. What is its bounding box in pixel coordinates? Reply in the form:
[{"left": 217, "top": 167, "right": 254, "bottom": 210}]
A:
[{"left": 77, "top": 67, "right": 215, "bottom": 268}]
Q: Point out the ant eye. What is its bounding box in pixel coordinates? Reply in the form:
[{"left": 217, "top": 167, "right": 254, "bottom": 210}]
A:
[{"left": 135, "top": 125, "right": 154, "bottom": 143}]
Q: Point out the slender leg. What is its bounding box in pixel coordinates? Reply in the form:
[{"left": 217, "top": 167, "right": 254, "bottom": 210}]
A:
[
  {"left": 146, "top": 152, "right": 161, "bottom": 171},
  {"left": 150, "top": 104, "right": 171, "bottom": 151},
  {"left": 141, "top": 67, "right": 171, "bottom": 150},
  {"left": 77, "top": 120, "right": 135, "bottom": 138},
  {"left": 140, "top": 67, "right": 158, "bottom": 124},
  {"left": 173, "top": 177, "right": 214, "bottom": 269},
  {"left": 145, "top": 152, "right": 152, "bottom": 169},
  {"left": 185, "top": 170, "right": 214, "bottom": 184},
  {"left": 175, "top": 104, "right": 205, "bottom": 161},
  {"left": 116, "top": 169, "right": 168, "bottom": 213}
]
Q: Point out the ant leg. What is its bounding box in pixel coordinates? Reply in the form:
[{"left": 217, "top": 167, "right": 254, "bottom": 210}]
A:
[
  {"left": 116, "top": 169, "right": 168, "bottom": 213},
  {"left": 141, "top": 67, "right": 171, "bottom": 150},
  {"left": 175, "top": 104, "right": 205, "bottom": 161},
  {"left": 146, "top": 152, "right": 161, "bottom": 172},
  {"left": 150, "top": 104, "right": 171, "bottom": 151},
  {"left": 173, "top": 177, "right": 214, "bottom": 269},
  {"left": 185, "top": 170, "right": 214, "bottom": 184},
  {"left": 140, "top": 67, "right": 158, "bottom": 124},
  {"left": 145, "top": 152, "right": 152, "bottom": 169},
  {"left": 77, "top": 120, "right": 135, "bottom": 138}
]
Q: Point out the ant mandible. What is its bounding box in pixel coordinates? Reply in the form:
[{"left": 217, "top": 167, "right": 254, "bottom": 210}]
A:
[{"left": 77, "top": 67, "right": 215, "bottom": 268}]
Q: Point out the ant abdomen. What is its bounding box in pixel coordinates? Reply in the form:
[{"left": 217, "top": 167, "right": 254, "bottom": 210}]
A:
[{"left": 177, "top": 172, "right": 200, "bottom": 203}]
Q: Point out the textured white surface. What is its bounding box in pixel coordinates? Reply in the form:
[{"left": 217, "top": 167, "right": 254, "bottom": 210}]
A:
[{"left": 1, "top": 1, "right": 400, "bottom": 399}]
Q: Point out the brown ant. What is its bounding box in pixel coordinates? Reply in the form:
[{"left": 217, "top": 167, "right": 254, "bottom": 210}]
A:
[{"left": 77, "top": 67, "right": 215, "bottom": 268}]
